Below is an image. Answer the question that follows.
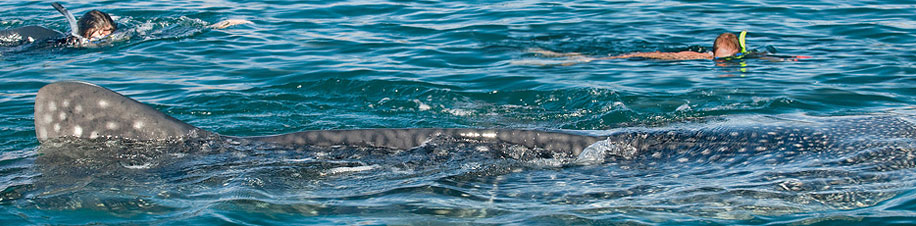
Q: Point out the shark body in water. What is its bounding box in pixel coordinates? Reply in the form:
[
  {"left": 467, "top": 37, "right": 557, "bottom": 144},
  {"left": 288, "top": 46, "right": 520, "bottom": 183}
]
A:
[
  {"left": 35, "top": 81, "right": 605, "bottom": 155},
  {"left": 23, "top": 81, "right": 916, "bottom": 217},
  {"left": 34, "top": 81, "right": 916, "bottom": 162}
]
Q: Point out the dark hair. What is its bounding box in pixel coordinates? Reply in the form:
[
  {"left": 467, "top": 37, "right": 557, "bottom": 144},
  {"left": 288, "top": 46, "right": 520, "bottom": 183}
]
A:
[{"left": 77, "top": 10, "right": 116, "bottom": 38}]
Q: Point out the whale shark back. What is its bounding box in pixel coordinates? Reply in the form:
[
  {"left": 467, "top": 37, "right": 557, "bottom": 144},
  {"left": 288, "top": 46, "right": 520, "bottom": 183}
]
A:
[
  {"left": 33, "top": 81, "right": 602, "bottom": 155},
  {"left": 250, "top": 128, "right": 602, "bottom": 155},
  {"left": 34, "top": 81, "right": 202, "bottom": 142}
]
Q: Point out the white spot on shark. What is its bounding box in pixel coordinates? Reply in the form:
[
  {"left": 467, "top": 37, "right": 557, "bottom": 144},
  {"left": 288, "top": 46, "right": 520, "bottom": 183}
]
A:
[
  {"left": 58, "top": 112, "right": 67, "bottom": 121},
  {"left": 38, "top": 128, "right": 47, "bottom": 139},
  {"left": 43, "top": 114, "right": 53, "bottom": 124},
  {"left": 98, "top": 100, "right": 109, "bottom": 108},
  {"left": 460, "top": 132, "right": 480, "bottom": 137},
  {"left": 53, "top": 123, "right": 61, "bottom": 132},
  {"left": 75, "top": 105, "right": 83, "bottom": 113},
  {"left": 89, "top": 131, "right": 99, "bottom": 139},
  {"left": 133, "top": 121, "right": 145, "bottom": 129},
  {"left": 73, "top": 126, "right": 83, "bottom": 137},
  {"left": 62, "top": 100, "right": 70, "bottom": 107},
  {"left": 461, "top": 132, "right": 495, "bottom": 138},
  {"left": 48, "top": 101, "right": 57, "bottom": 111},
  {"left": 106, "top": 122, "right": 119, "bottom": 130}
]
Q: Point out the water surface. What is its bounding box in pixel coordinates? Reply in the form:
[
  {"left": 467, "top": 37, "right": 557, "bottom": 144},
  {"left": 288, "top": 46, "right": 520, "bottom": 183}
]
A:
[{"left": 2, "top": 0, "right": 916, "bottom": 225}]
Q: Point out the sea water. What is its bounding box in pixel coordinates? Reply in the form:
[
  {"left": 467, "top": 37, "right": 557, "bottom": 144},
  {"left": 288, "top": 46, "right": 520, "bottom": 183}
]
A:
[{"left": 2, "top": 0, "right": 916, "bottom": 225}]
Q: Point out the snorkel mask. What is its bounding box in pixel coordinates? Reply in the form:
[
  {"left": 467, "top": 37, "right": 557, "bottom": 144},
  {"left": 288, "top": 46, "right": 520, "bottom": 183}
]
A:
[{"left": 86, "top": 28, "right": 115, "bottom": 44}]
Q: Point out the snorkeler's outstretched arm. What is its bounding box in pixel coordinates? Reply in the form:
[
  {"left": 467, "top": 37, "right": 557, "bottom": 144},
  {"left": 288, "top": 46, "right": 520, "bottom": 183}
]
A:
[
  {"left": 527, "top": 48, "right": 587, "bottom": 58},
  {"left": 598, "top": 51, "right": 713, "bottom": 60},
  {"left": 209, "top": 19, "right": 253, "bottom": 29}
]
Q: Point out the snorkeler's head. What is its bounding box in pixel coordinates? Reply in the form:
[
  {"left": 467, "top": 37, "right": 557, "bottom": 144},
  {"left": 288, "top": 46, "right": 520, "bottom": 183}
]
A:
[
  {"left": 713, "top": 32, "right": 740, "bottom": 58},
  {"left": 77, "top": 10, "right": 116, "bottom": 40}
]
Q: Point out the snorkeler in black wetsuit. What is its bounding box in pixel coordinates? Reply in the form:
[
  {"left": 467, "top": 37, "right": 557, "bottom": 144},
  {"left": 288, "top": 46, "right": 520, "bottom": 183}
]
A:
[{"left": 0, "top": 3, "right": 116, "bottom": 47}]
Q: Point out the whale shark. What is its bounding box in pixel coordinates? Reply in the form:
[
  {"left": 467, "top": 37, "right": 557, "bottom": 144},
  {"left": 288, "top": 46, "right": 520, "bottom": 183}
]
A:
[
  {"left": 35, "top": 81, "right": 916, "bottom": 160},
  {"left": 34, "top": 81, "right": 603, "bottom": 156},
  {"left": 34, "top": 81, "right": 916, "bottom": 163},
  {"left": 24, "top": 81, "right": 916, "bottom": 218}
]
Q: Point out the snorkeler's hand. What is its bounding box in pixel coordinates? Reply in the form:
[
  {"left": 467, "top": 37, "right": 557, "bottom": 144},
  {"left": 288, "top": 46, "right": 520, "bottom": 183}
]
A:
[{"left": 209, "top": 19, "right": 253, "bottom": 29}]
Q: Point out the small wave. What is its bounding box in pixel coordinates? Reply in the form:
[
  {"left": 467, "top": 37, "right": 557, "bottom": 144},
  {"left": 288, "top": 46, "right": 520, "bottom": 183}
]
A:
[
  {"left": 323, "top": 164, "right": 379, "bottom": 175},
  {"left": 120, "top": 162, "right": 153, "bottom": 169}
]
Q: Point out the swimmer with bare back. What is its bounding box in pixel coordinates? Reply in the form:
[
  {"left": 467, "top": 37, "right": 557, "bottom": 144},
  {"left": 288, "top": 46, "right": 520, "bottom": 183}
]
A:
[{"left": 525, "top": 31, "right": 809, "bottom": 65}]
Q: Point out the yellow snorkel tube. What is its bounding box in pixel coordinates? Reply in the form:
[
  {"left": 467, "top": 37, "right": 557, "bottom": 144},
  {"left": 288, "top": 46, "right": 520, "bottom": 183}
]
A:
[
  {"left": 724, "top": 29, "right": 749, "bottom": 61},
  {"left": 738, "top": 30, "right": 748, "bottom": 54},
  {"left": 735, "top": 30, "right": 749, "bottom": 74}
]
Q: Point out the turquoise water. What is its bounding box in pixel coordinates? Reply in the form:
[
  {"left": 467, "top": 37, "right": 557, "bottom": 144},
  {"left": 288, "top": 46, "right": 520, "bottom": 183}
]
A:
[{"left": 2, "top": 0, "right": 916, "bottom": 225}]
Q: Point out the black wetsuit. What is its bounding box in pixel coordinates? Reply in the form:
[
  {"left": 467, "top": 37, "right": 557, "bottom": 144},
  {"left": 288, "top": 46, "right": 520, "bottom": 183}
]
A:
[{"left": 0, "top": 25, "right": 66, "bottom": 47}]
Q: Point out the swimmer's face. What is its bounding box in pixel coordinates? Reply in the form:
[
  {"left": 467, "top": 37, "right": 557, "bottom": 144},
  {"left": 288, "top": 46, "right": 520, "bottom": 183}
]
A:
[
  {"left": 77, "top": 10, "right": 117, "bottom": 41},
  {"left": 84, "top": 26, "right": 114, "bottom": 40}
]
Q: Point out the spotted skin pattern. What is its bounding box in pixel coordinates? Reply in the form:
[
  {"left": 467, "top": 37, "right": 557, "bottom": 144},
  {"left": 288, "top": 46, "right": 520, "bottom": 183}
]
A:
[
  {"left": 33, "top": 81, "right": 916, "bottom": 167},
  {"left": 34, "top": 82, "right": 204, "bottom": 141},
  {"left": 29, "top": 81, "right": 916, "bottom": 217},
  {"left": 34, "top": 82, "right": 601, "bottom": 153}
]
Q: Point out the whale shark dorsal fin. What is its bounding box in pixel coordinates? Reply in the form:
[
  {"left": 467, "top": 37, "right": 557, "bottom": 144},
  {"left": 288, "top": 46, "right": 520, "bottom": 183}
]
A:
[{"left": 34, "top": 81, "right": 205, "bottom": 142}]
